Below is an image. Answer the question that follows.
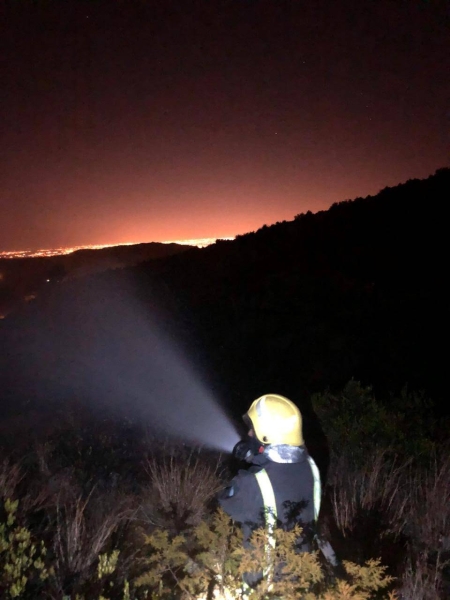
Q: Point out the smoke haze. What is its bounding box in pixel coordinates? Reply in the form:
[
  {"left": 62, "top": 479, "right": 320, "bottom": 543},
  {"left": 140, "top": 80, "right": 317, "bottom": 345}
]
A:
[{"left": 2, "top": 274, "right": 240, "bottom": 451}]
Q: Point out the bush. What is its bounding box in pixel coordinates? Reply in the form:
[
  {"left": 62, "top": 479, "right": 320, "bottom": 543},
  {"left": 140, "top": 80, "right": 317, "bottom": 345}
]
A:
[
  {"left": 140, "top": 446, "right": 223, "bottom": 533},
  {"left": 312, "top": 380, "right": 436, "bottom": 464},
  {"left": 136, "top": 508, "right": 396, "bottom": 600},
  {"left": 50, "top": 486, "right": 132, "bottom": 597},
  {"left": 326, "top": 448, "right": 408, "bottom": 537},
  {"left": 0, "top": 499, "right": 49, "bottom": 599},
  {"left": 312, "top": 382, "right": 450, "bottom": 597},
  {"left": 1, "top": 400, "right": 447, "bottom": 598}
]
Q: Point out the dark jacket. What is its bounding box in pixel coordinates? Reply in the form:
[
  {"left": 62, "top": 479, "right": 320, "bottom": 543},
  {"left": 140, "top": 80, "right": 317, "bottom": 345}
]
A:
[{"left": 219, "top": 445, "right": 316, "bottom": 549}]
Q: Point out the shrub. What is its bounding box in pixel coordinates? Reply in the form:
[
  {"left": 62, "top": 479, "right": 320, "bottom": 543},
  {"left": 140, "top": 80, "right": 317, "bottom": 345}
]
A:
[
  {"left": 390, "top": 450, "right": 450, "bottom": 551},
  {"left": 141, "top": 446, "right": 223, "bottom": 532},
  {"left": 0, "top": 460, "right": 23, "bottom": 501},
  {"left": 390, "top": 451, "right": 450, "bottom": 600},
  {"left": 326, "top": 448, "right": 408, "bottom": 537},
  {"left": 50, "top": 486, "right": 132, "bottom": 597},
  {"left": 136, "top": 508, "right": 396, "bottom": 599},
  {"left": 312, "top": 380, "right": 436, "bottom": 464},
  {"left": 311, "top": 381, "right": 450, "bottom": 597},
  {"left": 0, "top": 499, "right": 49, "bottom": 599}
]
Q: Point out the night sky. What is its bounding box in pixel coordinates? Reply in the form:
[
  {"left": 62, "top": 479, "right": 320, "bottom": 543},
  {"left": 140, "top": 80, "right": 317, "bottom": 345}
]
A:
[{"left": 1, "top": 0, "right": 449, "bottom": 252}]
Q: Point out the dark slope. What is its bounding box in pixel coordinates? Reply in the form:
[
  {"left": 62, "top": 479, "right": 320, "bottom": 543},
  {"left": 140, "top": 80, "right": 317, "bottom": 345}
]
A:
[
  {"left": 0, "top": 169, "right": 448, "bottom": 439},
  {"left": 0, "top": 242, "right": 190, "bottom": 318},
  {"left": 131, "top": 168, "right": 448, "bottom": 411}
]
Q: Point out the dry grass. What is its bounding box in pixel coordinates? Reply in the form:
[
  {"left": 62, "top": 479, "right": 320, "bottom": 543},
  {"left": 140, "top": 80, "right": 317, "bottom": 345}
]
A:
[
  {"left": 328, "top": 448, "right": 450, "bottom": 598},
  {"left": 397, "top": 550, "right": 447, "bottom": 600},
  {"left": 3, "top": 426, "right": 447, "bottom": 598},
  {"left": 390, "top": 452, "right": 450, "bottom": 551},
  {"left": 51, "top": 485, "right": 132, "bottom": 594},
  {"left": 0, "top": 454, "right": 52, "bottom": 515},
  {"left": 1, "top": 443, "right": 137, "bottom": 597},
  {"left": 0, "top": 457, "right": 23, "bottom": 499},
  {"left": 141, "top": 446, "right": 224, "bottom": 531},
  {"left": 392, "top": 452, "right": 450, "bottom": 600},
  {"left": 327, "top": 448, "right": 409, "bottom": 536}
]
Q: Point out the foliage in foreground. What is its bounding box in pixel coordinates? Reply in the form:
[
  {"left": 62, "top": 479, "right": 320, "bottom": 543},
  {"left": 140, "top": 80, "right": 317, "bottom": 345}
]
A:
[
  {"left": 1, "top": 380, "right": 449, "bottom": 598},
  {"left": 0, "top": 499, "right": 49, "bottom": 599},
  {"left": 0, "top": 500, "right": 396, "bottom": 600},
  {"left": 312, "top": 380, "right": 450, "bottom": 599},
  {"left": 137, "top": 508, "right": 396, "bottom": 600}
]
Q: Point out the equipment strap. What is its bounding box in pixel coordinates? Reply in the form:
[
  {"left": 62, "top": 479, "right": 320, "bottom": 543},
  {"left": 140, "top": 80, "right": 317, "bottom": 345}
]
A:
[
  {"left": 305, "top": 456, "right": 339, "bottom": 567},
  {"left": 254, "top": 468, "right": 278, "bottom": 542},
  {"left": 253, "top": 469, "right": 277, "bottom": 582},
  {"left": 306, "top": 455, "right": 322, "bottom": 521},
  {"left": 253, "top": 457, "right": 332, "bottom": 571},
  {"left": 254, "top": 458, "right": 321, "bottom": 533}
]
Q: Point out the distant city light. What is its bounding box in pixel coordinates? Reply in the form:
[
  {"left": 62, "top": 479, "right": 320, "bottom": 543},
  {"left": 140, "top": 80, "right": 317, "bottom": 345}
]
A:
[{"left": 0, "top": 237, "right": 235, "bottom": 260}]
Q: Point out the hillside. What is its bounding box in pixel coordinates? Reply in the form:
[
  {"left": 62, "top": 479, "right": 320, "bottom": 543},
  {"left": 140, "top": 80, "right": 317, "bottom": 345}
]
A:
[
  {"left": 132, "top": 167, "right": 448, "bottom": 413},
  {"left": 0, "top": 241, "right": 190, "bottom": 318},
  {"left": 0, "top": 168, "right": 448, "bottom": 441}
]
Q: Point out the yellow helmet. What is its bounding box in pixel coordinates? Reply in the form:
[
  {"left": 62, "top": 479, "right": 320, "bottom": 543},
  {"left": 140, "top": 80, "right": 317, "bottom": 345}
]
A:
[{"left": 245, "top": 394, "right": 304, "bottom": 446}]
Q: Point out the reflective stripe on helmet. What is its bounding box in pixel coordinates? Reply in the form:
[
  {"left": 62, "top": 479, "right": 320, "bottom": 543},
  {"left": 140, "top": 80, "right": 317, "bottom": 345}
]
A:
[{"left": 255, "top": 396, "right": 266, "bottom": 418}]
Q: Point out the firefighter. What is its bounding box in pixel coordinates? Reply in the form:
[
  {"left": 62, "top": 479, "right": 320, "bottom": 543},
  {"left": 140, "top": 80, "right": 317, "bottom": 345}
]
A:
[{"left": 219, "top": 394, "right": 324, "bottom": 587}]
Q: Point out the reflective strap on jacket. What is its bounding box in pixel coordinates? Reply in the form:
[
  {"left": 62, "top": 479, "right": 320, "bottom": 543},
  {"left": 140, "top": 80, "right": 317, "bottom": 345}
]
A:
[
  {"left": 306, "top": 455, "right": 322, "bottom": 521},
  {"left": 254, "top": 458, "right": 338, "bottom": 577},
  {"left": 253, "top": 469, "right": 277, "bottom": 583},
  {"left": 305, "top": 457, "right": 339, "bottom": 566},
  {"left": 254, "top": 469, "right": 278, "bottom": 543},
  {"left": 254, "top": 460, "right": 321, "bottom": 530},
  {"left": 253, "top": 459, "right": 322, "bottom": 583}
]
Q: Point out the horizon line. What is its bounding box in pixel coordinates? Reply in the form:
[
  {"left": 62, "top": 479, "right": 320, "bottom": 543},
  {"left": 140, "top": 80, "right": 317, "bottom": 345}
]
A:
[{"left": 0, "top": 237, "right": 236, "bottom": 260}]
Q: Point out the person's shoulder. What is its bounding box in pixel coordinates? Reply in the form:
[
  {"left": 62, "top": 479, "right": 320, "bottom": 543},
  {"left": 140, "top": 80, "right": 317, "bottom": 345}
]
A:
[
  {"left": 235, "top": 465, "right": 264, "bottom": 479},
  {"left": 248, "top": 464, "right": 265, "bottom": 474},
  {"left": 227, "top": 465, "right": 264, "bottom": 490},
  {"left": 219, "top": 467, "right": 259, "bottom": 501}
]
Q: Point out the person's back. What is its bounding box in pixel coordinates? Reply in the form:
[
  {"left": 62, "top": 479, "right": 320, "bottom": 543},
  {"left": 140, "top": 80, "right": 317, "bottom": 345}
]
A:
[
  {"left": 219, "top": 442, "right": 317, "bottom": 548},
  {"left": 219, "top": 394, "right": 321, "bottom": 587}
]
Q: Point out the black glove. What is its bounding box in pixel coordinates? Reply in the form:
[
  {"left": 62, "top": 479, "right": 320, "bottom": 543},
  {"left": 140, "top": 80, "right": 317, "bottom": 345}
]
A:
[{"left": 233, "top": 437, "right": 263, "bottom": 463}]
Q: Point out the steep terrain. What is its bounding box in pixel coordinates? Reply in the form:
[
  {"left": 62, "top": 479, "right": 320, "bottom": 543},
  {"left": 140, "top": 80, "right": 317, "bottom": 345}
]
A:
[
  {"left": 0, "top": 241, "right": 190, "bottom": 318},
  {"left": 0, "top": 169, "right": 448, "bottom": 438}
]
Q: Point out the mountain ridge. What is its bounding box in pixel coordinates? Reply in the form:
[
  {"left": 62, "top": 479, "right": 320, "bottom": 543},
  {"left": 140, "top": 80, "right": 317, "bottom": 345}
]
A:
[
  {"left": 0, "top": 167, "right": 448, "bottom": 436},
  {"left": 0, "top": 241, "right": 191, "bottom": 318}
]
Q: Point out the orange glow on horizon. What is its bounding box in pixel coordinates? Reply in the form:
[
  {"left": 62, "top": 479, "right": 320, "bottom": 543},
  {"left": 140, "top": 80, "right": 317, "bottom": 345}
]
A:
[{"left": 0, "top": 237, "right": 235, "bottom": 260}]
